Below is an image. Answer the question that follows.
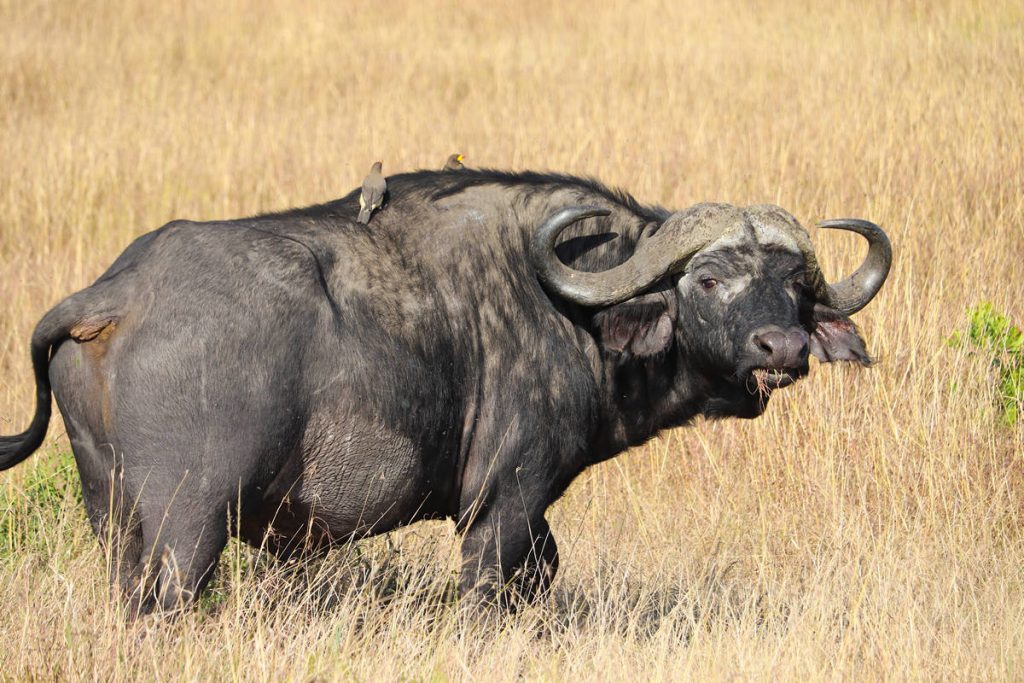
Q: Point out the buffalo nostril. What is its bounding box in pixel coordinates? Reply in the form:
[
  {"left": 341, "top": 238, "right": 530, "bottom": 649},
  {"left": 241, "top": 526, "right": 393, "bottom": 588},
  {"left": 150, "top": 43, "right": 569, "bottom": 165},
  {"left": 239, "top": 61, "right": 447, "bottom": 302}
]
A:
[
  {"left": 750, "top": 330, "right": 786, "bottom": 363},
  {"left": 752, "top": 328, "right": 809, "bottom": 367},
  {"left": 788, "top": 330, "right": 810, "bottom": 363}
]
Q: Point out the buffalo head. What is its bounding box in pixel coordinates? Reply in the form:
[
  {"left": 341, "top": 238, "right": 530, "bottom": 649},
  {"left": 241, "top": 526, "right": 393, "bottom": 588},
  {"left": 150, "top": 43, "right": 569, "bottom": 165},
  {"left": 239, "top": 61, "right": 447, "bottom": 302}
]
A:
[{"left": 529, "top": 202, "right": 892, "bottom": 416}]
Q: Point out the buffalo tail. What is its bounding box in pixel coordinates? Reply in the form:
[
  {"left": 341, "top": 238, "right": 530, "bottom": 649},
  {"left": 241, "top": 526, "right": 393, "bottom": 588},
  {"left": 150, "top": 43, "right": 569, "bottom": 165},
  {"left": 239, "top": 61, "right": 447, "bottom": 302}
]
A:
[{"left": 0, "top": 286, "right": 119, "bottom": 470}]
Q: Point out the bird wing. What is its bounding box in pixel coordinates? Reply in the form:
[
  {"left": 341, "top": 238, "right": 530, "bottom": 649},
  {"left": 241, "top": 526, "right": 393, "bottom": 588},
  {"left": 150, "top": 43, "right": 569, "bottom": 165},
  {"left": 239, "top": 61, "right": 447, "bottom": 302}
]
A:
[{"left": 369, "top": 177, "right": 386, "bottom": 207}]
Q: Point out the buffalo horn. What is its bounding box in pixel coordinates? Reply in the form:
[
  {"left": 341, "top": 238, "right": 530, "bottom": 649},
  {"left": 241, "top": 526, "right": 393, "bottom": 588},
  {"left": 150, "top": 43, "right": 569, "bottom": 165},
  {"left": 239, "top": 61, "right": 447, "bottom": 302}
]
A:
[{"left": 816, "top": 218, "right": 892, "bottom": 315}]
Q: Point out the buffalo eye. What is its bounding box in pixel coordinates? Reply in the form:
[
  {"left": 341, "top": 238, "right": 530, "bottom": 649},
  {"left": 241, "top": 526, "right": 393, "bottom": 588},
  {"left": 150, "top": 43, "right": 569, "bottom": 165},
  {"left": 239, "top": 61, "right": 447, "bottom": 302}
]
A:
[{"left": 700, "top": 277, "right": 718, "bottom": 290}]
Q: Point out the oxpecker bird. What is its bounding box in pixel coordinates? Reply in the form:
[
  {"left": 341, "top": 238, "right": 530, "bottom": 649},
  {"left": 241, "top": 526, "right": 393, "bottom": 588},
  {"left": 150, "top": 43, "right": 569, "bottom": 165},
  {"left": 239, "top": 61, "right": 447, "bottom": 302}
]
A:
[
  {"left": 358, "top": 161, "right": 386, "bottom": 224},
  {"left": 443, "top": 153, "right": 465, "bottom": 171}
]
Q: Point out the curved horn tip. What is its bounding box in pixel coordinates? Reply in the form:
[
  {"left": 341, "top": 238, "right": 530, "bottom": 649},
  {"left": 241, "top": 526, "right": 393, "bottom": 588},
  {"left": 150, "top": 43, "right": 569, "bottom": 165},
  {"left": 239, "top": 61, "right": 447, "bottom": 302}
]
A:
[
  {"left": 815, "top": 218, "right": 892, "bottom": 255},
  {"left": 816, "top": 218, "right": 889, "bottom": 236},
  {"left": 529, "top": 205, "right": 653, "bottom": 308},
  {"left": 816, "top": 218, "right": 881, "bottom": 227},
  {"left": 814, "top": 217, "right": 893, "bottom": 316}
]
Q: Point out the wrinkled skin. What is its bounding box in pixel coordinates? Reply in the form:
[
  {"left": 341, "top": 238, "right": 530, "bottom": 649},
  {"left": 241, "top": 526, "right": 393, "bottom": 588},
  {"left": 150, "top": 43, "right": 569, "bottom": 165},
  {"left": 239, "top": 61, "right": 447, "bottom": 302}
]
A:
[{"left": 0, "top": 169, "right": 876, "bottom": 613}]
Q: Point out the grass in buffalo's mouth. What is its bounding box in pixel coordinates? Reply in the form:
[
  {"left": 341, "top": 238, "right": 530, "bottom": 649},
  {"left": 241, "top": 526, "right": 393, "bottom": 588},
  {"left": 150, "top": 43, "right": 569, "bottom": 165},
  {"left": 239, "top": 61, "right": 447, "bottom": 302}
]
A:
[{"left": 749, "top": 368, "right": 798, "bottom": 394}]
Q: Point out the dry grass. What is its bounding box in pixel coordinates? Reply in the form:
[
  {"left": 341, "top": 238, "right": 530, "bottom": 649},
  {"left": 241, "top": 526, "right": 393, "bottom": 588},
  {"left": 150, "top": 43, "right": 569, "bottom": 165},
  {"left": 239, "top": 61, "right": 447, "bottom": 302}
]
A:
[{"left": 2, "top": 0, "right": 1023, "bottom": 679}]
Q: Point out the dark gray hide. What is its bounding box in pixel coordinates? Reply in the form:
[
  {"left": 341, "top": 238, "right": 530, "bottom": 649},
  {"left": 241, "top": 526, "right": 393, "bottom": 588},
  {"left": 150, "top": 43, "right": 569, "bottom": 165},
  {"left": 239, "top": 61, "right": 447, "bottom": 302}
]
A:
[{"left": 0, "top": 169, "right": 889, "bottom": 613}]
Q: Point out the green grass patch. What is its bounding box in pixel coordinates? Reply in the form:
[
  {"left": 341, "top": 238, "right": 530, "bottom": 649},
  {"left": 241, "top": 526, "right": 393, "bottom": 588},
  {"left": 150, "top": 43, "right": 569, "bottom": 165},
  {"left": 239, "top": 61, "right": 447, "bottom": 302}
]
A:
[
  {"left": 0, "top": 448, "right": 83, "bottom": 558},
  {"left": 949, "top": 302, "right": 1024, "bottom": 425}
]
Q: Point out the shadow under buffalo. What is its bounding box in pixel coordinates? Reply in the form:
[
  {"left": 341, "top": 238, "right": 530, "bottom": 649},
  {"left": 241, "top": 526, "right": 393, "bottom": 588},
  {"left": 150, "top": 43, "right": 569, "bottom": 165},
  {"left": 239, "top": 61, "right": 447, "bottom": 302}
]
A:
[{"left": 190, "top": 537, "right": 790, "bottom": 644}]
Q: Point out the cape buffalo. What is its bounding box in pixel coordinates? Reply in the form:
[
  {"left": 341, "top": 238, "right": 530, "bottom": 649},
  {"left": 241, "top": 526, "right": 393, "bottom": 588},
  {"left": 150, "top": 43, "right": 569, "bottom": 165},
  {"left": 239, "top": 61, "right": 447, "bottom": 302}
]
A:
[{"left": 0, "top": 169, "right": 891, "bottom": 613}]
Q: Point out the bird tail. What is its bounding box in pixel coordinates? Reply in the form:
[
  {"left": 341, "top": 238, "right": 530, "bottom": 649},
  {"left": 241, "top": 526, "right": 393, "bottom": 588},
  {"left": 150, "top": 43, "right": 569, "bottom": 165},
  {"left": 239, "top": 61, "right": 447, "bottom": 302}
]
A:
[{"left": 357, "top": 207, "right": 371, "bottom": 224}]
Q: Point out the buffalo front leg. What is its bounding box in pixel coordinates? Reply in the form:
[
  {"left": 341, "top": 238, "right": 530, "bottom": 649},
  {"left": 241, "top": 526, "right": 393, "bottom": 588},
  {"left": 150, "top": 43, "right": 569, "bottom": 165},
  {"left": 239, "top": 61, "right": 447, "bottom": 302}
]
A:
[
  {"left": 458, "top": 503, "right": 559, "bottom": 610},
  {"left": 456, "top": 396, "right": 584, "bottom": 610},
  {"left": 512, "top": 518, "right": 558, "bottom": 602}
]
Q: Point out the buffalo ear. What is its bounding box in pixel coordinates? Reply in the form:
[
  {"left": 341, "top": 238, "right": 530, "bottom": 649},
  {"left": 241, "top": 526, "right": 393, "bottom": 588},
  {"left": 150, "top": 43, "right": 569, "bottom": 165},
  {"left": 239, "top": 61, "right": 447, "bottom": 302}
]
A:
[
  {"left": 593, "top": 293, "right": 674, "bottom": 359},
  {"left": 806, "top": 303, "right": 872, "bottom": 365}
]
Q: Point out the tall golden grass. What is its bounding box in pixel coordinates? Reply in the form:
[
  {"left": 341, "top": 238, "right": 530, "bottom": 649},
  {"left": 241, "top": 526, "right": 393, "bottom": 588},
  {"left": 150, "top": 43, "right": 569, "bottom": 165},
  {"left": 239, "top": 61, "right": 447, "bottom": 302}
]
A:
[{"left": 1, "top": 0, "right": 1023, "bottom": 679}]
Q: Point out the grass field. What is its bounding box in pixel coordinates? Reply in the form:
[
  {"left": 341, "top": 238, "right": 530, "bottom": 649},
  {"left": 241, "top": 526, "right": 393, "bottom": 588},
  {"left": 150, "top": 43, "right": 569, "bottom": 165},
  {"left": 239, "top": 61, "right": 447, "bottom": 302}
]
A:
[{"left": 2, "top": 0, "right": 1023, "bottom": 680}]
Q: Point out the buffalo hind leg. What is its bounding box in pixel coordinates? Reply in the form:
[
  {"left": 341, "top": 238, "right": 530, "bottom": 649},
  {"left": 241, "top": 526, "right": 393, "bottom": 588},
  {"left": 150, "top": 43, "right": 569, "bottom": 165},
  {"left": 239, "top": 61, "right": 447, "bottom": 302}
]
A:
[
  {"left": 61, "top": 426, "right": 145, "bottom": 600},
  {"left": 126, "top": 501, "right": 229, "bottom": 616},
  {"left": 102, "top": 503, "right": 145, "bottom": 600},
  {"left": 85, "top": 484, "right": 144, "bottom": 600},
  {"left": 459, "top": 505, "right": 559, "bottom": 611}
]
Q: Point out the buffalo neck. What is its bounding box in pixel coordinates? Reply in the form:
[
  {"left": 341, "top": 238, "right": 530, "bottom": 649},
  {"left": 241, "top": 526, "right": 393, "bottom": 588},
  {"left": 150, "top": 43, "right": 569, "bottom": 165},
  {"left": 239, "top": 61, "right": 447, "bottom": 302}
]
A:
[
  {"left": 584, "top": 344, "right": 710, "bottom": 462},
  {"left": 521, "top": 194, "right": 702, "bottom": 462}
]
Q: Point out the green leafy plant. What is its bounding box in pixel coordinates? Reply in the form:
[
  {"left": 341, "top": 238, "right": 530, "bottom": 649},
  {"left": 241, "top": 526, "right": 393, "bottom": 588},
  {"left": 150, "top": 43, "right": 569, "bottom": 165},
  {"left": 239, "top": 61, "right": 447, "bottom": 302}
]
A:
[{"left": 949, "top": 302, "right": 1024, "bottom": 425}]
